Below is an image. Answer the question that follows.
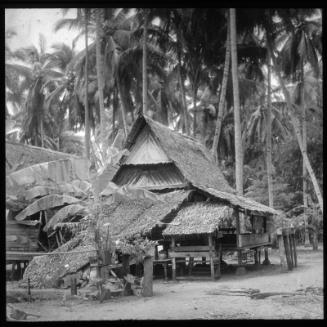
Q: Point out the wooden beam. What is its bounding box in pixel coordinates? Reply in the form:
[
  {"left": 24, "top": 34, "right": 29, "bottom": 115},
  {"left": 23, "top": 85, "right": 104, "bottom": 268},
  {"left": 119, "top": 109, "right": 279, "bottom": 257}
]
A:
[{"left": 168, "top": 251, "right": 215, "bottom": 258}]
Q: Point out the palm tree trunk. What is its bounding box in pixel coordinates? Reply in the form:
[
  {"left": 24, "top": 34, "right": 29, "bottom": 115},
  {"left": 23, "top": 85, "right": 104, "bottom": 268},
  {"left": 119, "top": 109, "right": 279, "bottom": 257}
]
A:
[
  {"left": 84, "top": 8, "right": 90, "bottom": 159},
  {"left": 266, "top": 54, "right": 273, "bottom": 208},
  {"left": 142, "top": 10, "right": 148, "bottom": 116},
  {"left": 112, "top": 87, "right": 117, "bottom": 134},
  {"left": 230, "top": 8, "right": 243, "bottom": 196},
  {"left": 300, "top": 59, "right": 310, "bottom": 247},
  {"left": 40, "top": 118, "right": 44, "bottom": 148},
  {"left": 192, "top": 86, "right": 198, "bottom": 137},
  {"left": 211, "top": 16, "right": 230, "bottom": 162},
  {"left": 177, "top": 25, "right": 189, "bottom": 135},
  {"left": 267, "top": 38, "right": 323, "bottom": 214},
  {"left": 95, "top": 8, "right": 106, "bottom": 149}
]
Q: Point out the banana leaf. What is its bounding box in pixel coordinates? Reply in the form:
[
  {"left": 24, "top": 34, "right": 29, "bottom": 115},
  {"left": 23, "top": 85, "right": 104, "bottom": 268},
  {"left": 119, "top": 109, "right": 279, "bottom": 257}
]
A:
[
  {"left": 14, "top": 194, "right": 80, "bottom": 222},
  {"left": 43, "top": 204, "right": 87, "bottom": 232}
]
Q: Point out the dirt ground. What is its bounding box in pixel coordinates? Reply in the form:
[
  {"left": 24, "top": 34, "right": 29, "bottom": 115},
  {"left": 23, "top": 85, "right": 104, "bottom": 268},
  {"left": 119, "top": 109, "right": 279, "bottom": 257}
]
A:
[{"left": 6, "top": 245, "right": 324, "bottom": 320}]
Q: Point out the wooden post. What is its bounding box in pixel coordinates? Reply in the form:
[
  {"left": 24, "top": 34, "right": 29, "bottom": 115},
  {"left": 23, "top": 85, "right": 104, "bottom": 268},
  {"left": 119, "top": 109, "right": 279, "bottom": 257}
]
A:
[
  {"left": 70, "top": 275, "right": 77, "bottom": 296},
  {"left": 282, "top": 232, "right": 293, "bottom": 271},
  {"left": 27, "top": 277, "right": 31, "bottom": 302},
  {"left": 262, "top": 246, "right": 271, "bottom": 265},
  {"left": 171, "top": 238, "right": 176, "bottom": 281},
  {"left": 188, "top": 257, "right": 194, "bottom": 276},
  {"left": 163, "top": 262, "right": 168, "bottom": 281},
  {"left": 122, "top": 254, "right": 130, "bottom": 276},
  {"left": 291, "top": 234, "right": 297, "bottom": 267},
  {"left": 143, "top": 255, "right": 153, "bottom": 297},
  {"left": 209, "top": 234, "right": 215, "bottom": 280},
  {"left": 277, "top": 231, "right": 288, "bottom": 272},
  {"left": 254, "top": 248, "right": 258, "bottom": 265},
  {"left": 215, "top": 241, "right": 222, "bottom": 279},
  {"left": 234, "top": 208, "right": 243, "bottom": 266}
]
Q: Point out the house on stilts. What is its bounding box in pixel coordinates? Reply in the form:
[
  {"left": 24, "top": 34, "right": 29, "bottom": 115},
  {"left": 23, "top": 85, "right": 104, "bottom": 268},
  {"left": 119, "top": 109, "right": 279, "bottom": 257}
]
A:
[{"left": 105, "top": 115, "right": 279, "bottom": 280}]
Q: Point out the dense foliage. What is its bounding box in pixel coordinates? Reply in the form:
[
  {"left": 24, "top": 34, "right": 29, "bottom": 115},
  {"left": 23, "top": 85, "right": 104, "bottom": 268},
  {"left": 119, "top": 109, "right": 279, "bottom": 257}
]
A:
[{"left": 6, "top": 8, "right": 322, "bottom": 242}]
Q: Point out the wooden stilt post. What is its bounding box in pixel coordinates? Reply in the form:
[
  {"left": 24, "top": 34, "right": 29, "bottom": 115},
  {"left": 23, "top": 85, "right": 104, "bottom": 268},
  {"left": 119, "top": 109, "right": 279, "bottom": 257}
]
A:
[
  {"left": 172, "top": 257, "right": 176, "bottom": 281},
  {"left": 163, "top": 262, "right": 168, "bottom": 281},
  {"left": 208, "top": 234, "right": 215, "bottom": 280},
  {"left": 188, "top": 257, "right": 194, "bottom": 276},
  {"left": 291, "top": 234, "right": 297, "bottom": 267},
  {"left": 254, "top": 248, "right": 258, "bottom": 265},
  {"left": 70, "top": 275, "right": 77, "bottom": 296},
  {"left": 171, "top": 237, "right": 176, "bottom": 281},
  {"left": 122, "top": 254, "right": 132, "bottom": 295},
  {"left": 283, "top": 231, "right": 293, "bottom": 270},
  {"left": 215, "top": 241, "right": 222, "bottom": 279},
  {"left": 235, "top": 209, "right": 242, "bottom": 265},
  {"left": 277, "top": 229, "right": 288, "bottom": 272},
  {"left": 143, "top": 255, "right": 153, "bottom": 297}
]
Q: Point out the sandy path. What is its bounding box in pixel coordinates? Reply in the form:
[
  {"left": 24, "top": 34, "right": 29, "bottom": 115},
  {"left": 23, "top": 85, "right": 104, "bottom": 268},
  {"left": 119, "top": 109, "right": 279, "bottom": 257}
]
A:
[{"left": 7, "top": 246, "right": 323, "bottom": 320}]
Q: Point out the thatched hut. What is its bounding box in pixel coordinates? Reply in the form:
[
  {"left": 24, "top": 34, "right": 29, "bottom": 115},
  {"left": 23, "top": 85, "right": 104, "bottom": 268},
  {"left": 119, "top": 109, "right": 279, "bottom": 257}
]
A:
[{"left": 105, "top": 115, "right": 280, "bottom": 279}]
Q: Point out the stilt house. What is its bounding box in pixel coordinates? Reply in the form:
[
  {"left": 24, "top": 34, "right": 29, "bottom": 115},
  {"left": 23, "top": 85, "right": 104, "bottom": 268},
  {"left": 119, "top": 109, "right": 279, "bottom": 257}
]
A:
[{"left": 109, "top": 115, "right": 279, "bottom": 279}]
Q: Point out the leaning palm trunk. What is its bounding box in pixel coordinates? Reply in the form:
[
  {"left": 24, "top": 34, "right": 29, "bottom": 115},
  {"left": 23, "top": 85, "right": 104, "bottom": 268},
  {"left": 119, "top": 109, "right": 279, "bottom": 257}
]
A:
[
  {"left": 230, "top": 8, "right": 243, "bottom": 196},
  {"left": 95, "top": 8, "right": 106, "bottom": 150},
  {"left": 266, "top": 54, "right": 273, "bottom": 208},
  {"left": 267, "top": 38, "right": 323, "bottom": 214},
  {"left": 211, "top": 17, "right": 230, "bottom": 162},
  {"left": 117, "top": 78, "right": 128, "bottom": 138},
  {"left": 142, "top": 10, "right": 148, "bottom": 116},
  {"left": 84, "top": 9, "right": 90, "bottom": 159}
]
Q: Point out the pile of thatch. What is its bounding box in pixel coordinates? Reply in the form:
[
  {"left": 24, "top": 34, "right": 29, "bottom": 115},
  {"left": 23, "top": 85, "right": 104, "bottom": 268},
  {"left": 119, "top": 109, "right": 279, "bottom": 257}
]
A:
[
  {"left": 163, "top": 203, "right": 234, "bottom": 237},
  {"left": 20, "top": 232, "right": 96, "bottom": 288}
]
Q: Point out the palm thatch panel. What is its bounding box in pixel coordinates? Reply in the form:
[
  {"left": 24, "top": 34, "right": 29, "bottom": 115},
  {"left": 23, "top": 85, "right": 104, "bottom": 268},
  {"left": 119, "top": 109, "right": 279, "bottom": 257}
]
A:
[
  {"left": 14, "top": 194, "right": 81, "bottom": 221},
  {"left": 113, "top": 163, "right": 186, "bottom": 188},
  {"left": 120, "top": 116, "right": 235, "bottom": 194},
  {"left": 163, "top": 203, "right": 234, "bottom": 237},
  {"left": 43, "top": 204, "right": 88, "bottom": 232}
]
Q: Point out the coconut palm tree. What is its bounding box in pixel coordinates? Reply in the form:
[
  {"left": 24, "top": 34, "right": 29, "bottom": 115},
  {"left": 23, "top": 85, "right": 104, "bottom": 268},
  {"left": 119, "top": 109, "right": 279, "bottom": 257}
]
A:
[
  {"left": 278, "top": 11, "right": 321, "bottom": 244},
  {"left": 8, "top": 34, "right": 65, "bottom": 148}
]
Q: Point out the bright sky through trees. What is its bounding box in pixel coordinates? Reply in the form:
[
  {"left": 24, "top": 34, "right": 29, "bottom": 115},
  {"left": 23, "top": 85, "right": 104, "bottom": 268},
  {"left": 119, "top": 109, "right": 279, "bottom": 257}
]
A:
[{"left": 5, "top": 9, "right": 84, "bottom": 52}]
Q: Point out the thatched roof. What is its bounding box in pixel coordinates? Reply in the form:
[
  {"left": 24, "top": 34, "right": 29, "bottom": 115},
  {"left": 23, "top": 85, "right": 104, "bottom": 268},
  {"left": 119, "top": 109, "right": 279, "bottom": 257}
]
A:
[
  {"left": 193, "top": 185, "right": 280, "bottom": 216},
  {"left": 6, "top": 141, "right": 85, "bottom": 173},
  {"left": 163, "top": 203, "right": 234, "bottom": 237},
  {"left": 117, "top": 115, "right": 234, "bottom": 194},
  {"left": 99, "top": 190, "right": 192, "bottom": 239}
]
